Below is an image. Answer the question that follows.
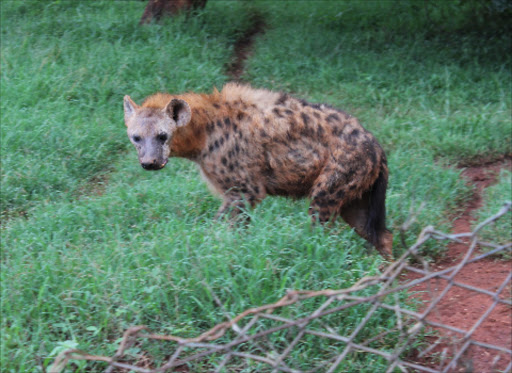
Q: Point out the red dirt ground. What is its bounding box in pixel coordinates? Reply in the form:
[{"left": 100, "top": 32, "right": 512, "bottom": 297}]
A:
[{"left": 405, "top": 157, "right": 512, "bottom": 372}]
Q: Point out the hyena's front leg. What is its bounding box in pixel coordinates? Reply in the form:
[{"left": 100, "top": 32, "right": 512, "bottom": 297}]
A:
[{"left": 215, "top": 191, "right": 260, "bottom": 221}]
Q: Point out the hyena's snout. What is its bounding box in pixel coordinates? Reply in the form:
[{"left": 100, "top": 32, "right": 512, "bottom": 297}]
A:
[
  {"left": 138, "top": 143, "right": 169, "bottom": 171},
  {"left": 140, "top": 157, "right": 168, "bottom": 171}
]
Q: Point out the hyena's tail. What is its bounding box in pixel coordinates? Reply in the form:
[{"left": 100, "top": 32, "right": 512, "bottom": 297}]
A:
[{"left": 365, "top": 164, "right": 393, "bottom": 258}]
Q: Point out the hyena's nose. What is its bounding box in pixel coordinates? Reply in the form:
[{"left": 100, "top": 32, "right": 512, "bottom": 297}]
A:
[{"left": 141, "top": 160, "right": 160, "bottom": 170}]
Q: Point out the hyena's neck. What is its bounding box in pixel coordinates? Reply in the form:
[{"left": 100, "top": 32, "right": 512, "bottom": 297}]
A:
[{"left": 170, "top": 92, "right": 222, "bottom": 161}]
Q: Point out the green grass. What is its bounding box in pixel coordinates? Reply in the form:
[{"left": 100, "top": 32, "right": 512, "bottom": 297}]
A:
[
  {"left": 474, "top": 169, "right": 512, "bottom": 256},
  {"left": 1, "top": 1, "right": 511, "bottom": 372},
  {"left": 0, "top": 1, "right": 252, "bottom": 217}
]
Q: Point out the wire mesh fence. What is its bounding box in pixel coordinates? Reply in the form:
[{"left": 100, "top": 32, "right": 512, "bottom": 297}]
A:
[{"left": 51, "top": 202, "right": 511, "bottom": 373}]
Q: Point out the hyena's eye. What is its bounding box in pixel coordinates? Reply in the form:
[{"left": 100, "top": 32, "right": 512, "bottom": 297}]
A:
[
  {"left": 133, "top": 135, "right": 141, "bottom": 143},
  {"left": 157, "top": 133, "right": 168, "bottom": 142}
]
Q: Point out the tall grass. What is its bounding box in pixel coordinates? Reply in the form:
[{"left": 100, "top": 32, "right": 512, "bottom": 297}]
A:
[
  {"left": 474, "top": 169, "right": 512, "bottom": 255},
  {"left": 1, "top": 1, "right": 510, "bottom": 371}
]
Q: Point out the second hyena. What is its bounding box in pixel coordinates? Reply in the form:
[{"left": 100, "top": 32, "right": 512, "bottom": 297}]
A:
[{"left": 123, "top": 83, "right": 393, "bottom": 258}]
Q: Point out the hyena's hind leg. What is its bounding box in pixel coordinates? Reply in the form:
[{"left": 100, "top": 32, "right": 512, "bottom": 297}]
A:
[
  {"left": 308, "top": 186, "right": 345, "bottom": 224},
  {"left": 339, "top": 170, "right": 393, "bottom": 259},
  {"left": 309, "top": 164, "right": 393, "bottom": 259},
  {"left": 340, "top": 193, "right": 393, "bottom": 259},
  {"left": 308, "top": 163, "right": 356, "bottom": 224}
]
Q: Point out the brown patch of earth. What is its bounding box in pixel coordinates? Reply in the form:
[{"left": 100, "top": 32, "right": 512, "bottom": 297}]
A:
[
  {"left": 405, "top": 156, "right": 512, "bottom": 372},
  {"left": 226, "top": 13, "right": 265, "bottom": 81}
]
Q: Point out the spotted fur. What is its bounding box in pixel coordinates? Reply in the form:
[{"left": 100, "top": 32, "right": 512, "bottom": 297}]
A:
[{"left": 123, "top": 83, "right": 393, "bottom": 258}]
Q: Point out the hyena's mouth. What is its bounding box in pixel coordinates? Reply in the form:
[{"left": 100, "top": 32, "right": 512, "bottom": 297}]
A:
[{"left": 141, "top": 159, "right": 168, "bottom": 171}]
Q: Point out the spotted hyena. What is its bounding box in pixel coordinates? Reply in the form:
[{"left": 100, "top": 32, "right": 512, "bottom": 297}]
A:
[{"left": 123, "top": 83, "right": 393, "bottom": 258}]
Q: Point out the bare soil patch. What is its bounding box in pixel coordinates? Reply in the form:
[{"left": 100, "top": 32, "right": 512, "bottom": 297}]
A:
[
  {"left": 226, "top": 13, "right": 265, "bottom": 81},
  {"left": 406, "top": 156, "right": 512, "bottom": 372}
]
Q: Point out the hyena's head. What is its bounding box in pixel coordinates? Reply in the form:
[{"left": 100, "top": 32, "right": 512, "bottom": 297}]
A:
[{"left": 123, "top": 96, "right": 191, "bottom": 171}]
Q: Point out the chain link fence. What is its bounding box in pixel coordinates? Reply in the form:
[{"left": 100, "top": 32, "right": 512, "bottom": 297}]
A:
[{"left": 51, "top": 202, "right": 511, "bottom": 373}]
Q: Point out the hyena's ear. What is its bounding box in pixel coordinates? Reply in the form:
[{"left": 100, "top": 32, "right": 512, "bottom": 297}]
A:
[
  {"left": 164, "top": 99, "right": 191, "bottom": 127},
  {"left": 123, "top": 95, "right": 139, "bottom": 125}
]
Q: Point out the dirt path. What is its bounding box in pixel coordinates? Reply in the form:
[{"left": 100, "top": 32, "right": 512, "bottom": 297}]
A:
[
  {"left": 406, "top": 156, "right": 512, "bottom": 372},
  {"left": 226, "top": 13, "right": 265, "bottom": 81}
]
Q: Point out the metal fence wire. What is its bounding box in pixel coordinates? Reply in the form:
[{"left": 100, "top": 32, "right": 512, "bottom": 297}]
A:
[{"left": 51, "top": 202, "right": 512, "bottom": 373}]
